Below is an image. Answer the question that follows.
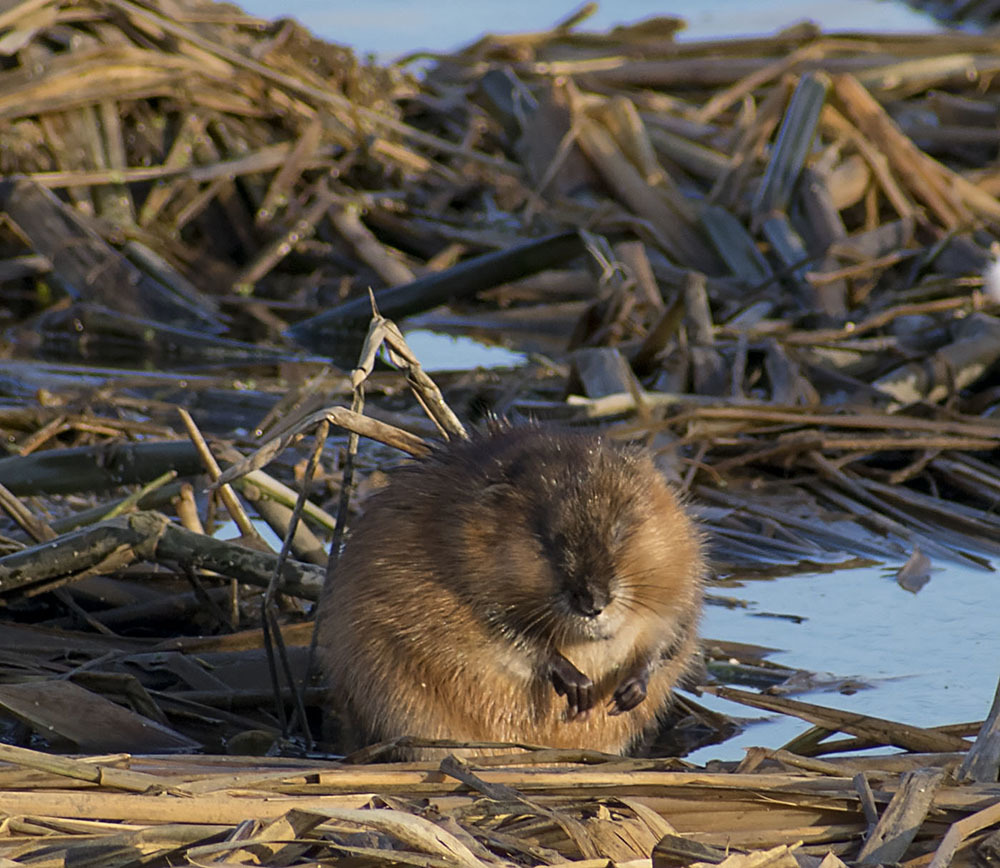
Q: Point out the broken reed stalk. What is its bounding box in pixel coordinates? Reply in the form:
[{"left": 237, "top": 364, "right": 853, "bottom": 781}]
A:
[
  {"left": 705, "top": 686, "right": 972, "bottom": 753},
  {"left": 261, "top": 418, "right": 330, "bottom": 746}
]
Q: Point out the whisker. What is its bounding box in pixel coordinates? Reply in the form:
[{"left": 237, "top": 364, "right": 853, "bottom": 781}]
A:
[{"left": 514, "top": 598, "right": 561, "bottom": 641}]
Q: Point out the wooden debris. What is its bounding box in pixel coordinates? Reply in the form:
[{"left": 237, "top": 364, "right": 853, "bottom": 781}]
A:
[
  {"left": 0, "top": 679, "right": 200, "bottom": 753},
  {"left": 0, "top": 511, "right": 325, "bottom": 600},
  {"left": 856, "top": 767, "right": 944, "bottom": 864},
  {"left": 957, "top": 677, "right": 1000, "bottom": 783},
  {"left": 895, "top": 546, "right": 933, "bottom": 593},
  {"left": 704, "top": 686, "right": 972, "bottom": 754}
]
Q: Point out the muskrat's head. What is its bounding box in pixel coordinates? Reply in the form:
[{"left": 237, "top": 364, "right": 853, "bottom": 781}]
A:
[{"left": 444, "top": 426, "right": 694, "bottom": 648}]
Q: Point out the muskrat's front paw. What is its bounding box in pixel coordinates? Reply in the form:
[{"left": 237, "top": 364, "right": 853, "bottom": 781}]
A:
[
  {"left": 608, "top": 674, "right": 648, "bottom": 715},
  {"left": 550, "top": 656, "right": 594, "bottom": 721}
]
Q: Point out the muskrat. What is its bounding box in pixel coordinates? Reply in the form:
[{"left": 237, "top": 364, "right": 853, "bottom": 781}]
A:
[{"left": 317, "top": 424, "right": 705, "bottom": 759}]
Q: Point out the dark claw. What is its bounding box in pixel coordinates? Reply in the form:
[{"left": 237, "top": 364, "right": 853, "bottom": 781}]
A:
[
  {"left": 608, "top": 673, "right": 648, "bottom": 716},
  {"left": 549, "top": 654, "right": 595, "bottom": 721}
]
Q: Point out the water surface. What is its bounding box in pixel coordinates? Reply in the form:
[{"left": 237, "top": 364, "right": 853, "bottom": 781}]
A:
[
  {"left": 238, "top": 0, "right": 941, "bottom": 59},
  {"left": 692, "top": 562, "right": 999, "bottom": 761}
]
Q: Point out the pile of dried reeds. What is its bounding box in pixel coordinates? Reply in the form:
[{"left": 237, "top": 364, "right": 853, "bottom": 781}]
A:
[
  {"left": 0, "top": 730, "right": 999, "bottom": 867},
  {"left": 1, "top": 1, "right": 999, "bottom": 569},
  {"left": 0, "top": 1, "right": 1000, "bottom": 864}
]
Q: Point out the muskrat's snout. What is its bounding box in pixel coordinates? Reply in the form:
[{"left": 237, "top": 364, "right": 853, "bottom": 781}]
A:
[
  {"left": 569, "top": 583, "right": 610, "bottom": 618},
  {"left": 560, "top": 579, "right": 620, "bottom": 641}
]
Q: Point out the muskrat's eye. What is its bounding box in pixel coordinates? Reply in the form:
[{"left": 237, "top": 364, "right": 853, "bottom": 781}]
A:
[
  {"left": 536, "top": 528, "right": 573, "bottom": 571},
  {"left": 547, "top": 531, "right": 570, "bottom": 560}
]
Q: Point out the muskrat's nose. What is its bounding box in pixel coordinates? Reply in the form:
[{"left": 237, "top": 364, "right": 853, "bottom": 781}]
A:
[{"left": 573, "top": 586, "right": 609, "bottom": 618}]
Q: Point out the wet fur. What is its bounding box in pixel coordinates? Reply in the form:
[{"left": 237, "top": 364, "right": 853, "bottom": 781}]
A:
[{"left": 317, "top": 425, "right": 705, "bottom": 759}]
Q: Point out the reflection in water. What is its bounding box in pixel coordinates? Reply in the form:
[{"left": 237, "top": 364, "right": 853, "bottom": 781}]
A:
[{"left": 402, "top": 329, "right": 525, "bottom": 371}]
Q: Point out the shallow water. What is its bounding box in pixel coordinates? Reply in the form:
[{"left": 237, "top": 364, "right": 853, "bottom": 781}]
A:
[
  {"left": 691, "top": 562, "right": 1000, "bottom": 761},
  {"left": 403, "top": 329, "right": 525, "bottom": 370},
  {"left": 238, "top": 0, "right": 942, "bottom": 60}
]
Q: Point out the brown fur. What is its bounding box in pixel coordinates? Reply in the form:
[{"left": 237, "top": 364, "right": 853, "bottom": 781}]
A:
[{"left": 316, "top": 425, "right": 705, "bottom": 759}]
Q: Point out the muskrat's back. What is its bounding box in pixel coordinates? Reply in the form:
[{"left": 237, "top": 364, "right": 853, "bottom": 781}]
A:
[{"left": 317, "top": 425, "right": 704, "bottom": 758}]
